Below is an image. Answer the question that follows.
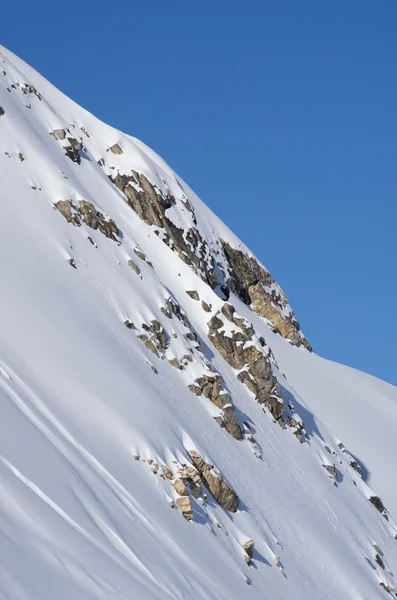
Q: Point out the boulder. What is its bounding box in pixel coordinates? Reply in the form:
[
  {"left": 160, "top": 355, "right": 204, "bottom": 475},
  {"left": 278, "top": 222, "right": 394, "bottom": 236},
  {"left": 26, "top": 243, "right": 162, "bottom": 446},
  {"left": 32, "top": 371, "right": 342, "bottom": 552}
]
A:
[
  {"left": 188, "top": 450, "right": 239, "bottom": 512},
  {"left": 109, "top": 143, "right": 123, "bottom": 155},
  {"left": 176, "top": 496, "right": 193, "bottom": 521},
  {"left": 127, "top": 259, "right": 140, "bottom": 275},
  {"left": 186, "top": 290, "right": 200, "bottom": 301},
  {"left": 173, "top": 479, "right": 189, "bottom": 496}
]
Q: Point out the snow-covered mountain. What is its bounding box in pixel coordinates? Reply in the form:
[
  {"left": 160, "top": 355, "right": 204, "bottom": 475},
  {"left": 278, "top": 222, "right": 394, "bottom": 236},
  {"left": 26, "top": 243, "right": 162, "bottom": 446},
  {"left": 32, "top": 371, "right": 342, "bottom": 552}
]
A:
[{"left": 1, "top": 45, "right": 396, "bottom": 600}]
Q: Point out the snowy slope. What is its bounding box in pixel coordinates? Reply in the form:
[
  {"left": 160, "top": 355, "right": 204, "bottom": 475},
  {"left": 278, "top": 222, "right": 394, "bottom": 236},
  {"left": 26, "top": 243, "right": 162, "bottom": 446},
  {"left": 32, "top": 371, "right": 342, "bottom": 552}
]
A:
[{"left": 0, "top": 45, "right": 396, "bottom": 600}]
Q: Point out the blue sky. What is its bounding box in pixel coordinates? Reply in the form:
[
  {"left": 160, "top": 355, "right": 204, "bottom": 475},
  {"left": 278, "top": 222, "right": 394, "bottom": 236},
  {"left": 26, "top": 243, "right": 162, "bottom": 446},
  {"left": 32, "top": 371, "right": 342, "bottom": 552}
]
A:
[{"left": 2, "top": 2, "right": 396, "bottom": 385}]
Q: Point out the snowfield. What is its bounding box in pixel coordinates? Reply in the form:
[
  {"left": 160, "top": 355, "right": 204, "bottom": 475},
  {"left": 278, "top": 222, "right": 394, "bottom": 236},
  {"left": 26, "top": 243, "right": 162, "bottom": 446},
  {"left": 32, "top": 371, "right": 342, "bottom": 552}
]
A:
[{"left": 0, "top": 45, "right": 396, "bottom": 600}]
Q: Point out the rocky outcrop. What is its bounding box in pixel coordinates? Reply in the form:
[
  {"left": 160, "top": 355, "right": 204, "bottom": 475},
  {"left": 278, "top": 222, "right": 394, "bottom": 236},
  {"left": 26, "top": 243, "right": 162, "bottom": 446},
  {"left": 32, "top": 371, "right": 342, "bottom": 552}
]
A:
[
  {"left": 54, "top": 200, "right": 119, "bottom": 241},
  {"left": 186, "top": 290, "right": 200, "bottom": 301},
  {"left": 188, "top": 450, "right": 239, "bottom": 512},
  {"left": 369, "top": 495, "right": 387, "bottom": 517},
  {"left": 220, "top": 241, "right": 311, "bottom": 351},
  {"left": 21, "top": 83, "right": 41, "bottom": 100},
  {"left": 64, "top": 137, "right": 83, "bottom": 164},
  {"left": 51, "top": 128, "right": 66, "bottom": 140},
  {"left": 175, "top": 496, "right": 193, "bottom": 521},
  {"left": 243, "top": 540, "right": 255, "bottom": 564},
  {"left": 160, "top": 297, "right": 191, "bottom": 329},
  {"left": 188, "top": 374, "right": 242, "bottom": 440},
  {"left": 109, "top": 143, "right": 123, "bottom": 155},
  {"left": 110, "top": 171, "right": 218, "bottom": 288},
  {"left": 0, "top": 107, "right": 5, "bottom": 116},
  {"left": 322, "top": 463, "right": 337, "bottom": 481},
  {"left": 208, "top": 304, "right": 286, "bottom": 422},
  {"left": 127, "top": 259, "right": 140, "bottom": 275},
  {"left": 138, "top": 320, "right": 169, "bottom": 357}
]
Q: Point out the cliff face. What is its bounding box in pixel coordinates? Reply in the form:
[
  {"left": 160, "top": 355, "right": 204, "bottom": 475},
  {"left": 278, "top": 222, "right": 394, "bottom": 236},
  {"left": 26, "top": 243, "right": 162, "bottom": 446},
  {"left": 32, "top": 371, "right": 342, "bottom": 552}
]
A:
[{"left": 0, "top": 45, "right": 397, "bottom": 600}]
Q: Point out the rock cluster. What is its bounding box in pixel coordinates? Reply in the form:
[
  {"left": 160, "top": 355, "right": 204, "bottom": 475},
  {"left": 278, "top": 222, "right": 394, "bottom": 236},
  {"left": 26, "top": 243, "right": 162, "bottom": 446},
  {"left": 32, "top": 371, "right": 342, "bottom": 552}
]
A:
[
  {"left": 208, "top": 304, "right": 286, "bottom": 421},
  {"left": 188, "top": 374, "right": 242, "bottom": 440},
  {"left": 64, "top": 137, "right": 83, "bottom": 164},
  {"left": 54, "top": 200, "right": 119, "bottom": 241},
  {"left": 138, "top": 320, "right": 169, "bottom": 357},
  {"left": 110, "top": 170, "right": 218, "bottom": 288},
  {"left": 188, "top": 450, "right": 239, "bottom": 512},
  {"left": 221, "top": 241, "right": 311, "bottom": 351}
]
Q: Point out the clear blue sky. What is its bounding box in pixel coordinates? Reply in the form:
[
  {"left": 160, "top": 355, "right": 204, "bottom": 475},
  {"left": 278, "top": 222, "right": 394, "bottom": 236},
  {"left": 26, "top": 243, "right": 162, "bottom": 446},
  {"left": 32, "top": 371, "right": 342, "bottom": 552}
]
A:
[{"left": 2, "top": 2, "right": 396, "bottom": 385}]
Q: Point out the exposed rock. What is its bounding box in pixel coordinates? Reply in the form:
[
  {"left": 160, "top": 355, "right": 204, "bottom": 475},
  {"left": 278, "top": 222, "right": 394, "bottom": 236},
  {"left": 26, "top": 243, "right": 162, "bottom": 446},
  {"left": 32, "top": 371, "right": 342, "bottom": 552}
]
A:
[
  {"left": 186, "top": 290, "right": 200, "bottom": 301},
  {"left": 208, "top": 305, "right": 286, "bottom": 422},
  {"left": 178, "top": 465, "right": 203, "bottom": 499},
  {"left": 127, "top": 259, "right": 141, "bottom": 275},
  {"left": 138, "top": 320, "right": 169, "bottom": 357},
  {"left": 138, "top": 334, "right": 159, "bottom": 357},
  {"left": 243, "top": 539, "right": 255, "bottom": 564},
  {"left": 202, "top": 301, "right": 211, "bottom": 312},
  {"left": 188, "top": 374, "right": 242, "bottom": 440},
  {"left": 81, "top": 127, "right": 90, "bottom": 137},
  {"left": 68, "top": 258, "right": 76, "bottom": 269},
  {"left": 161, "top": 297, "right": 190, "bottom": 329},
  {"left": 18, "top": 152, "right": 25, "bottom": 162},
  {"left": 134, "top": 248, "right": 153, "bottom": 268},
  {"left": 161, "top": 465, "right": 173, "bottom": 480},
  {"left": 21, "top": 83, "right": 41, "bottom": 100},
  {"left": 110, "top": 170, "right": 218, "bottom": 288},
  {"left": 109, "top": 143, "right": 123, "bottom": 155},
  {"left": 375, "top": 553, "right": 385, "bottom": 569},
  {"left": 124, "top": 320, "right": 134, "bottom": 329},
  {"left": 369, "top": 496, "right": 386, "bottom": 514},
  {"left": 52, "top": 128, "right": 66, "bottom": 140},
  {"left": 64, "top": 137, "right": 83, "bottom": 164},
  {"left": 169, "top": 358, "right": 181, "bottom": 370},
  {"left": 173, "top": 479, "right": 189, "bottom": 496},
  {"left": 350, "top": 460, "right": 363, "bottom": 478},
  {"left": 0, "top": 107, "right": 5, "bottom": 116},
  {"left": 220, "top": 240, "right": 311, "bottom": 351},
  {"left": 188, "top": 450, "right": 239, "bottom": 512},
  {"left": 176, "top": 496, "right": 193, "bottom": 521},
  {"left": 322, "top": 463, "right": 337, "bottom": 481},
  {"left": 54, "top": 200, "right": 119, "bottom": 241}
]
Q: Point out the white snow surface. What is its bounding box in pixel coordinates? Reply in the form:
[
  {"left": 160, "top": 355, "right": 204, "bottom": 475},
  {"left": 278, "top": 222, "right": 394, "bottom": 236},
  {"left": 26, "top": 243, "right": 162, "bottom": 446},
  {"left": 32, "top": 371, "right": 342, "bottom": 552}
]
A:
[{"left": 0, "top": 45, "right": 397, "bottom": 600}]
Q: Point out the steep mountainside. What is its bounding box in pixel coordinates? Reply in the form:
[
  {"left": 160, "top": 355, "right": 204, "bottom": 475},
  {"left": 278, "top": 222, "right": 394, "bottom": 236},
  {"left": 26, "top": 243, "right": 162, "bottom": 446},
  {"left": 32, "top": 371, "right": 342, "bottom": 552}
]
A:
[{"left": 1, "top": 45, "right": 397, "bottom": 600}]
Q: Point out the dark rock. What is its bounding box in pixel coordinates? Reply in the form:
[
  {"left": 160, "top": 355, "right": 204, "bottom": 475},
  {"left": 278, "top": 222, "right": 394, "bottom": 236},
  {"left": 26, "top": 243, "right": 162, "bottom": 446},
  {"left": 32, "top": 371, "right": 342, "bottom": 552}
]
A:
[
  {"left": 369, "top": 496, "right": 385, "bottom": 513},
  {"left": 65, "top": 137, "right": 83, "bottom": 164},
  {"left": 186, "top": 290, "right": 200, "bottom": 301},
  {"left": 0, "top": 106, "right": 5, "bottom": 116},
  {"left": 375, "top": 553, "right": 385, "bottom": 569},
  {"left": 350, "top": 460, "right": 363, "bottom": 478},
  {"left": 202, "top": 301, "right": 211, "bottom": 312}
]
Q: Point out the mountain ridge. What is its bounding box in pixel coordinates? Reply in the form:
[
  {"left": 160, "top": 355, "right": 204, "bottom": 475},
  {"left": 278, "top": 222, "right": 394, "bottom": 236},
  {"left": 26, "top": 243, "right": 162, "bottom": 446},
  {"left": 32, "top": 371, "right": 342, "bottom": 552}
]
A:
[{"left": 1, "top": 45, "right": 397, "bottom": 600}]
